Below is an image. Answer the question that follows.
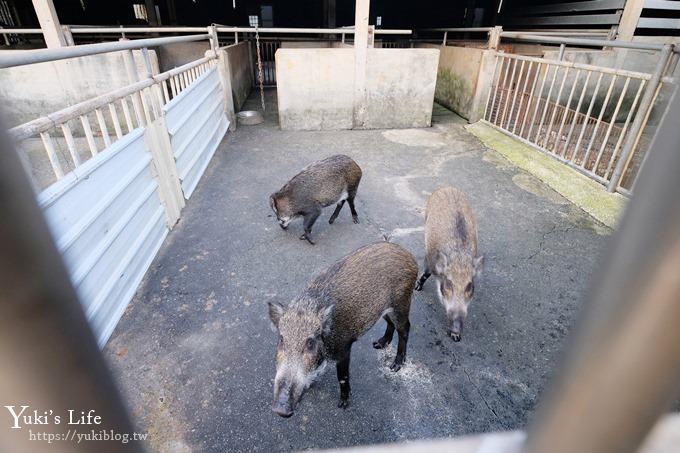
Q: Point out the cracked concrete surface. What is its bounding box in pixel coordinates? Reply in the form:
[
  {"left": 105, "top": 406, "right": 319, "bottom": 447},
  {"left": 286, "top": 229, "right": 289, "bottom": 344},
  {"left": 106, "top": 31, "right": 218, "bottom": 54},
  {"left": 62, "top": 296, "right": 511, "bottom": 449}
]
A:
[{"left": 104, "top": 93, "right": 613, "bottom": 452}]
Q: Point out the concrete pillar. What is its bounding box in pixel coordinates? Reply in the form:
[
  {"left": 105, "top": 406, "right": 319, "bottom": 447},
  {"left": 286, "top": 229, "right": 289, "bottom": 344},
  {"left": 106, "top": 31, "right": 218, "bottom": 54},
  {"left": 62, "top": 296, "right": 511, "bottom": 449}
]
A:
[
  {"left": 353, "top": 0, "right": 370, "bottom": 128},
  {"left": 31, "top": 0, "right": 66, "bottom": 48}
]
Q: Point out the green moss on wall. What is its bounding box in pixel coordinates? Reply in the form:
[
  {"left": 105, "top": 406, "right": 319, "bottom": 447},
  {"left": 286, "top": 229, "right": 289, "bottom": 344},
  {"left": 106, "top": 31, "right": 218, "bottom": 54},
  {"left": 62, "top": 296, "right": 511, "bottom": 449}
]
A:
[{"left": 435, "top": 68, "right": 470, "bottom": 117}]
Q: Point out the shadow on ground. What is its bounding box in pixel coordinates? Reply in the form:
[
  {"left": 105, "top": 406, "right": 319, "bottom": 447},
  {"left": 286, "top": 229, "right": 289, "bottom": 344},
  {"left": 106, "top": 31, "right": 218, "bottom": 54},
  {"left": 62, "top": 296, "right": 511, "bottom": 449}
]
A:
[{"left": 104, "top": 90, "right": 612, "bottom": 452}]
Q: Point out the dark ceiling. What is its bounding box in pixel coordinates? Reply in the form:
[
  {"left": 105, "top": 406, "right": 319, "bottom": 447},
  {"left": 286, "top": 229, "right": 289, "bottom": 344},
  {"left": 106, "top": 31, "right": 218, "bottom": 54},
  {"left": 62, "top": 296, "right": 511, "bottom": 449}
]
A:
[{"left": 10, "top": 0, "right": 503, "bottom": 30}]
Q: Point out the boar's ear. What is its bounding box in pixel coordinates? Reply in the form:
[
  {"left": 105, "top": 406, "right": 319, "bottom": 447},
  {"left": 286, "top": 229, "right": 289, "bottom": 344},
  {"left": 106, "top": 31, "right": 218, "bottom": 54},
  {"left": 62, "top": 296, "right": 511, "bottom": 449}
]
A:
[
  {"left": 268, "top": 301, "right": 285, "bottom": 330},
  {"left": 319, "top": 305, "right": 334, "bottom": 338},
  {"left": 473, "top": 255, "right": 484, "bottom": 277},
  {"left": 269, "top": 195, "right": 278, "bottom": 214},
  {"left": 434, "top": 250, "right": 448, "bottom": 275}
]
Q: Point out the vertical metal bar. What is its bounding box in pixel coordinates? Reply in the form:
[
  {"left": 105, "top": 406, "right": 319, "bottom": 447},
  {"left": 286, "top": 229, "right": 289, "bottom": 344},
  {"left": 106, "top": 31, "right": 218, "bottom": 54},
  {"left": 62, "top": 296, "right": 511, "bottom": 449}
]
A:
[
  {"left": 593, "top": 77, "right": 630, "bottom": 175},
  {"left": 604, "top": 78, "right": 646, "bottom": 181},
  {"left": 139, "top": 87, "right": 153, "bottom": 124},
  {"left": 617, "top": 82, "right": 663, "bottom": 192},
  {"left": 519, "top": 60, "right": 541, "bottom": 139},
  {"left": 484, "top": 54, "right": 501, "bottom": 122},
  {"left": 555, "top": 68, "right": 582, "bottom": 156},
  {"left": 442, "top": 31, "right": 448, "bottom": 46},
  {"left": 94, "top": 108, "right": 111, "bottom": 148},
  {"left": 496, "top": 56, "right": 512, "bottom": 126},
  {"left": 60, "top": 122, "right": 81, "bottom": 167},
  {"left": 526, "top": 61, "right": 550, "bottom": 142},
  {"left": 39, "top": 131, "right": 64, "bottom": 179},
  {"left": 80, "top": 114, "right": 98, "bottom": 156},
  {"left": 608, "top": 44, "right": 673, "bottom": 192},
  {"left": 120, "top": 97, "right": 134, "bottom": 132},
  {"left": 109, "top": 102, "right": 123, "bottom": 140},
  {"left": 581, "top": 74, "right": 617, "bottom": 171},
  {"left": 561, "top": 70, "right": 592, "bottom": 158},
  {"left": 543, "top": 65, "right": 570, "bottom": 151},
  {"left": 533, "top": 62, "right": 560, "bottom": 145},
  {"left": 108, "top": 103, "right": 123, "bottom": 139},
  {"left": 571, "top": 72, "right": 604, "bottom": 164},
  {"left": 511, "top": 60, "right": 530, "bottom": 135},
  {"left": 161, "top": 79, "right": 171, "bottom": 104},
  {"left": 510, "top": 60, "right": 528, "bottom": 134},
  {"left": 500, "top": 58, "right": 519, "bottom": 129}
]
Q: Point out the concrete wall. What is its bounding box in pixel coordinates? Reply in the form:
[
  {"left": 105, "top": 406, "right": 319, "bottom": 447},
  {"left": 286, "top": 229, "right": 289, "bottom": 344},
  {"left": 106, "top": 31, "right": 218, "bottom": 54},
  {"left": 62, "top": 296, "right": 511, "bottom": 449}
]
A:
[
  {"left": 419, "top": 43, "right": 496, "bottom": 123},
  {"left": 157, "top": 41, "right": 210, "bottom": 73},
  {"left": 223, "top": 41, "right": 252, "bottom": 111},
  {"left": 276, "top": 48, "right": 439, "bottom": 130}
]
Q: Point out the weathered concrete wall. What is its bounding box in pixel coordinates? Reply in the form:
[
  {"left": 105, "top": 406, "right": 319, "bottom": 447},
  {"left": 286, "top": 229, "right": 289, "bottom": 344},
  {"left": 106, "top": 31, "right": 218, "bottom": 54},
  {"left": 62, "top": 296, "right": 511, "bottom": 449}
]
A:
[
  {"left": 277, "top": 48, "right": 354, "bottom": 130},
  {"left": 276, "top": 48, "right": 439, "bottom": 130},
  {"left": 157, "top": 41, "right": 210, "bottom": 73},
  {"left": 223, "top": 41, "right": 252, "bottom": 111},
  {"left": 419, "top": 43, "right": 495, "bottom": 122},
  {"left": 0, "top": 50, "right": 159, "bottom": 128}
]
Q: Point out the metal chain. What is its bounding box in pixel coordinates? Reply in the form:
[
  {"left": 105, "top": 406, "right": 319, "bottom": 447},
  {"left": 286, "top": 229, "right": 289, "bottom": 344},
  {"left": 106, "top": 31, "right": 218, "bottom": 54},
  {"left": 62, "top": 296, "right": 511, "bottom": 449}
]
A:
[{"left": 255, "top": 27, "right": 265, "bottom": 113}]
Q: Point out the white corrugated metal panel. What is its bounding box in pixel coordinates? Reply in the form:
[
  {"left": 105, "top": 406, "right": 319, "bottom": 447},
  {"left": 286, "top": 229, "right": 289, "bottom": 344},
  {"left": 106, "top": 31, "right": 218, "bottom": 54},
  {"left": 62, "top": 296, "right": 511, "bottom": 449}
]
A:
[
  {"left": 38, "top": 129, "right": 169, "bottom": 347},
  {"left": 165, "top": 66, "right": 229, "bottom": 198}
]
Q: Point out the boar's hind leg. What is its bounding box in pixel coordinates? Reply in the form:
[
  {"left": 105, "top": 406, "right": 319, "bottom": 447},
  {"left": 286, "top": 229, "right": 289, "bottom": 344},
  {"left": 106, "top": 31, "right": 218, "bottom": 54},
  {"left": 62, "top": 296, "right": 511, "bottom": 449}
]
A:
[
  {"left": 391, "top": 318, "right": 410, "bottom": 372},
  {"left": 336, "top": 344, "right": 353, "bottom": 409},
  {"left": 347, "top": 197, "right": 359, "bottom": 224},
  {"left": 328, "top": 200, "right": 345, "bottom": 224},
  {"left": 372, "top": 315, "right": 395, "bottom": 349},
  {"left": 299, "top": 208, "right": 321, "bottom": 245}
]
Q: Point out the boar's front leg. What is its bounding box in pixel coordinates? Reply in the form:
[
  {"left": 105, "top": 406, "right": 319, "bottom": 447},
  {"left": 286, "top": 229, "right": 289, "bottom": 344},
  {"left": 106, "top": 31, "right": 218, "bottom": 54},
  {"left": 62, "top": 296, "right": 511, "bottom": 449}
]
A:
[
  {"left": 299, "top": 207, "right": 322, "bottom": 245},
  {"left": 336, "top": 344, "right": 353, "bottom": 409}
]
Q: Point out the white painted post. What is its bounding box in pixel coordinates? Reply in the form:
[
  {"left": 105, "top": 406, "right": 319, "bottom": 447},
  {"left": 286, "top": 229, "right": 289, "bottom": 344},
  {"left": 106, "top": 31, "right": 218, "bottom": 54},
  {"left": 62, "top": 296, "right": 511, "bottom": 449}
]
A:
[
  {"left": 31, "top": 0, "right": 66, "bottom": 48},
  {"left": 353, "top": 0, "right": 370, "bottom": 128},
  {"left": 616, "top": 0, "right": 644, "bottom": 42}
]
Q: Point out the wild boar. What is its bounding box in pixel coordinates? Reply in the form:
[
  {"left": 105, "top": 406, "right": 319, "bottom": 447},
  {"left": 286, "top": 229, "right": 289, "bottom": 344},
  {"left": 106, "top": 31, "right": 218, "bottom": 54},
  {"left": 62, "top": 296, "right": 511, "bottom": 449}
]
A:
[
  {"left": 415, "top": 186, "right": 484, "bottom": 341},
  {"left": 269, "top": 154, "right": 362, "bottom": 245},
  {"left": 268, "top": 241, "right": 417, "bottom": 417}
]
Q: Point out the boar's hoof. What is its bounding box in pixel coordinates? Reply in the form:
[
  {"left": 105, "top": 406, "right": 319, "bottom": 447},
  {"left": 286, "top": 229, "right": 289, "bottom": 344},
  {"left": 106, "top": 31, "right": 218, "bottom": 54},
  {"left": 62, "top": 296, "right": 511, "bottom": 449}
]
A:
[
  {"left": 372, "top": 337, "right": 390, "bottom": 349},
  {"left": 389, "top": 362, "right": 403, "bottom": 372},
  {"left": 450, "top": 332, "right": 462, "bottom": 342},
  {"left": 299, "top": 233, "right": 315, "bottom": 245},
  {"left": 414, "top": 282, "right": 423, "bottom": 291},
  {"left": 337, "top": 398, "right": 350, "bottom": 409},
  {"left": 352, "top": 215, "right": 360, "bottom": 224}
]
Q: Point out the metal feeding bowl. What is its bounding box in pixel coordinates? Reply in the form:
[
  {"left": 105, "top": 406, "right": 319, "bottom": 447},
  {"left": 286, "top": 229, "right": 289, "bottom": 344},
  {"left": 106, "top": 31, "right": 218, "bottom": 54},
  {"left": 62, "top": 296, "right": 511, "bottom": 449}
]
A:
[{"left": 237, "top": 110, "right": 264, "bottom": 125}]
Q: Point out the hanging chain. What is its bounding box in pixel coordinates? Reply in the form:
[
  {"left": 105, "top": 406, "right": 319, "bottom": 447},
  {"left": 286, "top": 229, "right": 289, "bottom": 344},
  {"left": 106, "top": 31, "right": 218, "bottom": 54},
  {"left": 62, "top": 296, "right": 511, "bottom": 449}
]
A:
[{"left": 255, "top": 27, "right": 266, "bottom": 113}]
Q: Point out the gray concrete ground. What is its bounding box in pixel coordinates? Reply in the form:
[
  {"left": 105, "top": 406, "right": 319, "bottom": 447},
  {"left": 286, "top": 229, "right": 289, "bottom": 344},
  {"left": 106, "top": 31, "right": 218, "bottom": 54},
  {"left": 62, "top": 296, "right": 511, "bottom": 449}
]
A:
[{"left": 104, "top": 89, "right": 613, "bottom": 452}]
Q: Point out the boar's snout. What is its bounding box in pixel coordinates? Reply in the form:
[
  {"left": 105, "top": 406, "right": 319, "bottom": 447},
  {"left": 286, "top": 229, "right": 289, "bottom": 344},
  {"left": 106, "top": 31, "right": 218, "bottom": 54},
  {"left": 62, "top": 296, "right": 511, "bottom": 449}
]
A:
[
  {"left": 272, "top": 401, "right": 294, "bottom": 418},
  {"left": 272, "top": 379, "right": 300, "bottom": 418},
  {"left": 449, "top": 318, "right": 463, "bottom": 342}
]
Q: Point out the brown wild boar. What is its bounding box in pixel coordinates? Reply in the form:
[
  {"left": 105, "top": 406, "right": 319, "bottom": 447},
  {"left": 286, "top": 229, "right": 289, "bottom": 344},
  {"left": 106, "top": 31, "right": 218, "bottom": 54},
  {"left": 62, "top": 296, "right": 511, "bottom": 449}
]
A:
[
  {"left": 269, "top": 154, "right": 362, "bottom": 245},
  {"left": 415, "top": 186, "right": 484, "bottom": 342},
  {"left": 268, "top": 242, "right": 418, "bottom": 417}
]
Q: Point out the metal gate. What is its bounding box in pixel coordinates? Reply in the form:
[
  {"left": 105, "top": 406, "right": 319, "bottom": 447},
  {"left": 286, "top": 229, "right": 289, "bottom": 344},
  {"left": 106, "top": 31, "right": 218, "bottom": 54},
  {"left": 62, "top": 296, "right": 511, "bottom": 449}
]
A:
[
  {"left": 253, "top": 38, "right": 279, "bottom": 87},
  {"left": 483, "top": 42, "right": 675, "bottom": 195}
]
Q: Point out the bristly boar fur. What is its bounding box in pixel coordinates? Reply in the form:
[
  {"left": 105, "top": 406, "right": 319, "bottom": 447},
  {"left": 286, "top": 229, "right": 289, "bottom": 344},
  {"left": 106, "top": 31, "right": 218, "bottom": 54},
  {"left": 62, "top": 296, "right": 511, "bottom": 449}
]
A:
[
  {"left": 268, "top": 242, "right": 418, "bottom": 417},
  {"left": 269, "top": 154, "right": 362, "bottom": 245},
  {"left": 415, "top": 186, "right": 484, "bottom": 342}
]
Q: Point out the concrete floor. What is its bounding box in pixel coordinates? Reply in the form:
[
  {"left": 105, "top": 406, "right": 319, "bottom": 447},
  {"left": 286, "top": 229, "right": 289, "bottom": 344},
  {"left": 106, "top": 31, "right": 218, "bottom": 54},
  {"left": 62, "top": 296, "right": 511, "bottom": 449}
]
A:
[{"left": 103, "top": 90, "right": 614, "bottom": 452}]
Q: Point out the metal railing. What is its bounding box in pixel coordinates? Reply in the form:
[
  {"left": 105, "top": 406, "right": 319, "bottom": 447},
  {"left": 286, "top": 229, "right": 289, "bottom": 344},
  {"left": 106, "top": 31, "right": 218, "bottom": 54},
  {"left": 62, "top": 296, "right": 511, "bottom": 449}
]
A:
[
  {"left": 483, "top": 32, "right": 678, "bottom": 195},
  {"left": 3, "top": 33, "right": 218, "bottom": 190}
]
